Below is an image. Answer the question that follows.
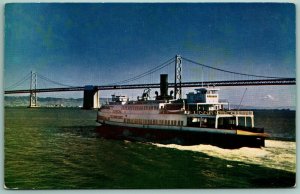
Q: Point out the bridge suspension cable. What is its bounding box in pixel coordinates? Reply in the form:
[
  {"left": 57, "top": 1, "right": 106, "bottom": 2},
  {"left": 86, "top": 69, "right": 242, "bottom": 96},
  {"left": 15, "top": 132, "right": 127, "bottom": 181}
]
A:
[
  {"left": 182, "top": 57, "right": 291, "bottom": 79},
  {"left": 37, "top": 74, "right": 75, "bottom": 87},
  {"left": 110, "top": 57, "right": 175, "bottom": 85},
  {"left": 5, "top": 72, "right": 31, "bottom": 90}
]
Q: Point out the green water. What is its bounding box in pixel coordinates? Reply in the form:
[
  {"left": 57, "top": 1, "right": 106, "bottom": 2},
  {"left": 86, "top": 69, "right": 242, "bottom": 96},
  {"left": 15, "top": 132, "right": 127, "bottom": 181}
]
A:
[{"left": 4, "top": 107, "right": 295, "bottom": 189}]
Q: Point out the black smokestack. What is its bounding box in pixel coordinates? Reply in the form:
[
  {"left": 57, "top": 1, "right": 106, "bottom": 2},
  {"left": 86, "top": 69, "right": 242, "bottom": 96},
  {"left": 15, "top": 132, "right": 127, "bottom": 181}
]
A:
[{"left": 160, "top": 74, "right": 168, "bottom": 97}]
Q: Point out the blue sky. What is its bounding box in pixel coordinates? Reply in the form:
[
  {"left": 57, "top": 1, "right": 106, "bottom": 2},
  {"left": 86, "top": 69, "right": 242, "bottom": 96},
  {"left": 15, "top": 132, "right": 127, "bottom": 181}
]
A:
[{"left": 4, "top": 3, "right": 296, "bottom": 107}]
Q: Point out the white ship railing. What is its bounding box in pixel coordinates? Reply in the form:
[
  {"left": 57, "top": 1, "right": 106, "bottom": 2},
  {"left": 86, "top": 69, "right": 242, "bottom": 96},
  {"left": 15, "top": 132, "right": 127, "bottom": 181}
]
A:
[
  {"left": 187, "top": 110, "right": 254, "bottom": 116},
  {"left": 216, "top": 110, "right": 253, "bottom": 116}
]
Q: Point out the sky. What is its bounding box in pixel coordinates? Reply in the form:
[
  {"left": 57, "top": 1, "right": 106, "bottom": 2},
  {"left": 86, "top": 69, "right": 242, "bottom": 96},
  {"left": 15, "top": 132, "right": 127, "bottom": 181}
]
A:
[{"left": 4, "top": 3, "right": 296, "bottom": 108}]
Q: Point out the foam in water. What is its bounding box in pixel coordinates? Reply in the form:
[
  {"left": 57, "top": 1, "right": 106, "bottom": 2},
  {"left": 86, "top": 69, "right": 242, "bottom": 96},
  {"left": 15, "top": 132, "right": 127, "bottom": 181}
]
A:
[{"left": 153, "top": 140, "right": 296, "bottom": 173}]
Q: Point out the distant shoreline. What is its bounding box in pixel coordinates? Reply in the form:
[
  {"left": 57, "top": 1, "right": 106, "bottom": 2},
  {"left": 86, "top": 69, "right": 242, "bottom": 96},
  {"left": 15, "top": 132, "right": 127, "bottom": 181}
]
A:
[{"left": 4, "top": 96, "right": 296, "bottom": 110}]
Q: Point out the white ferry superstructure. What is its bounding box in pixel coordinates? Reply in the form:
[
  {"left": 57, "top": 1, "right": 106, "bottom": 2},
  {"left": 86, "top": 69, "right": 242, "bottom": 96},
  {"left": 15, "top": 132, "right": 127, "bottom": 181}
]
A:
[{"left": 97, "top": 74, "right": 267, "bottom": 146}]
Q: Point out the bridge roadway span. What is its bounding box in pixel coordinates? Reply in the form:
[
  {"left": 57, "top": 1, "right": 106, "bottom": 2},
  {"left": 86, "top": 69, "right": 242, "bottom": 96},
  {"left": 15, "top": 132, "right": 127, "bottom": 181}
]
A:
[{"left": 5, "top": 78, "right": 296, "bottom": 94}]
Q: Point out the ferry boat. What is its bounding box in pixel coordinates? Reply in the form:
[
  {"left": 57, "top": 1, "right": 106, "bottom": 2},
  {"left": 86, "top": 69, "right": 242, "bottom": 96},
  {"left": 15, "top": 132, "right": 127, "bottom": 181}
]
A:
[{"left": 97, "top": 74, "right": 268, "bottom": 147}]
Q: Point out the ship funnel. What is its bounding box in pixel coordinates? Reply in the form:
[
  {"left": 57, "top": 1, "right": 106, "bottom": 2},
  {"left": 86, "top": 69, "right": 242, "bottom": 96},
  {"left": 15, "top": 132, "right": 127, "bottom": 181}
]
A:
[{"left": 160, "top": 74, "right": 168, "bottom": 98}]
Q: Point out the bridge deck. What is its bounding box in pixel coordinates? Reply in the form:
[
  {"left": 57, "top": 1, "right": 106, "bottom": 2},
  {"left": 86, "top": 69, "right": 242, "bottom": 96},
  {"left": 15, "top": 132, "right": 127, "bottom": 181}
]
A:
[{"left": 4, "top": 78, "right": 296, "bottom": 94}]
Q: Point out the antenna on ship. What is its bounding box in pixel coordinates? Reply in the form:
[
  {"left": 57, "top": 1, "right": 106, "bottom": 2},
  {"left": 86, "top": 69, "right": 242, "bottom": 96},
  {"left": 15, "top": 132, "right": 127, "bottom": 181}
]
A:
[
  {"left": 238, "top": 88, "right": 247, "bottom": 110},
  {"left": 201, "top": 66, "right": 204, "bottom": 88}
]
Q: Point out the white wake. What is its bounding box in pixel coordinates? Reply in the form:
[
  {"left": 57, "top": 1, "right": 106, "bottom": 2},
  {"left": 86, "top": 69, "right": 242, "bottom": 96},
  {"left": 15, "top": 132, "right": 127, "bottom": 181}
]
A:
[{"left": 153, "top": 140, "right": 296, "bottom": 173}]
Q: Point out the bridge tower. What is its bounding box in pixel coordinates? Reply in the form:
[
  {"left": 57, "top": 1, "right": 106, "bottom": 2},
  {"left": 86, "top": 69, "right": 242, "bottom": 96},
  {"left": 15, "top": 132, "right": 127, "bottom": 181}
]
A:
[
  {"left": 174, "top": 55, "right": 182, "bottom": 99},
  {"left": 29, "top": 71, "right": 38, "bottom": 108},
  {"left": 83, "top": 85, "right": 100, "bottom": 109}
]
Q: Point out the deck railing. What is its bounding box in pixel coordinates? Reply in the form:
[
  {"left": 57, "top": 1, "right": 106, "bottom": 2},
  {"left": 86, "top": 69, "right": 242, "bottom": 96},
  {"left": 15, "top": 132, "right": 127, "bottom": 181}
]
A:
[
  {"left": 216, "top": 110, "right": 253, "bottom": 116},
  {"left": 189, "top": 110, "right": 254, "bottom": 116}
]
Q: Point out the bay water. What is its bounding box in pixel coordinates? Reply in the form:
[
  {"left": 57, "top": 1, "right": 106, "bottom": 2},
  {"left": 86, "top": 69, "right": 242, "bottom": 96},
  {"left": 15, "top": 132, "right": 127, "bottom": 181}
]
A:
[{"left": 4, "top": 107, "right": 296, "bottom": 189}]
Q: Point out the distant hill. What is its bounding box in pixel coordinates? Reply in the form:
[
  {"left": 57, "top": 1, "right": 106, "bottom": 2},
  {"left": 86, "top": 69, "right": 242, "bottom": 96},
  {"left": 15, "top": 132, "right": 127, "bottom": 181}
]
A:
[
  {"left": 4, "top": 96, "right": 109, "bottom": 107},
  {"left": 229, "top": 104, "right": 296, "bottom": 111},
  {"left": 4, "top": 96, "right": 295, "bottom": 110}
]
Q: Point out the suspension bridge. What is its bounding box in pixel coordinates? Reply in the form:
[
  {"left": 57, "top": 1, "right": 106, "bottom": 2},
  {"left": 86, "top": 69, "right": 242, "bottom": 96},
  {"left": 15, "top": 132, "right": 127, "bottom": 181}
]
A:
[{"left": 4, "top": 55, "right": 296, "bottom": 109}]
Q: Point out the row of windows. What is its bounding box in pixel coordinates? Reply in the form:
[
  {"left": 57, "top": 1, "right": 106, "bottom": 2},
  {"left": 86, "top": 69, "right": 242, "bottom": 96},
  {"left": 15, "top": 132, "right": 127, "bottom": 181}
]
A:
[
  {"left": 121, "top": 106, "right": 159, "bottom": 111},
  {"left": 124, "top": 118, "right": 184, "bottom": 126}
]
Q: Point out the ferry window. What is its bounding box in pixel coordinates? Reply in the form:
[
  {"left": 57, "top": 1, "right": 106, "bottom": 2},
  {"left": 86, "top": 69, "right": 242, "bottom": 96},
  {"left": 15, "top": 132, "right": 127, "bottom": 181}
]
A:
[
  {"left": 167, "top": 120, "right": 170, "bottom": 125},
  {"left": 180, "top": 121, "right": 183, "bottom": 126}
]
